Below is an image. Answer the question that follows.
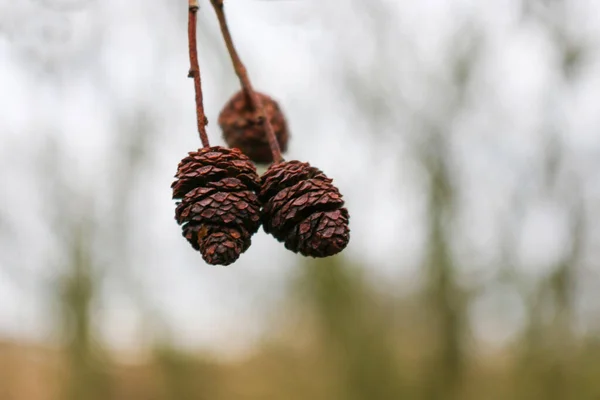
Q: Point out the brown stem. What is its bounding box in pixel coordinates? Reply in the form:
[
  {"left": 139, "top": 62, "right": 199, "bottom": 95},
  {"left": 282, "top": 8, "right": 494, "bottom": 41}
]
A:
[
  {"left": 209, "top": 0, "right": 283, "bottom": 163},
  {"left": 188, "top": 0, "right": 210, "bottom": 147}
]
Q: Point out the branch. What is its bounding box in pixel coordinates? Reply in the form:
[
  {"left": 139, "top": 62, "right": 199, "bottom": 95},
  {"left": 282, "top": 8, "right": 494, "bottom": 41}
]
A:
[
  {"left": 209, "top": 0, "right": 283, "bottom": 162},
  {"left": 188, "top": 0, "right": 210, "bottom": 147}
]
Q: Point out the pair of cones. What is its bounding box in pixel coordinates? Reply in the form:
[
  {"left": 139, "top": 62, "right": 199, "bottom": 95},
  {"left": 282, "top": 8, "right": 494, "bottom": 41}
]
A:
[{"left": 171, "top": 1, "right": 349, "bottom": 266}]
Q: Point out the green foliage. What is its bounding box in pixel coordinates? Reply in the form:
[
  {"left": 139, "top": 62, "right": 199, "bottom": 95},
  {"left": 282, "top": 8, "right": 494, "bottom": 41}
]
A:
[
  {"left": 153, "top": 344, "right": 219, "bottom": 400},
  {"left": 59, "top": 220, "right": 113, "bottom": 400},
  {"left": 296, "top": 257, "right": 406, "bottom": 400}
]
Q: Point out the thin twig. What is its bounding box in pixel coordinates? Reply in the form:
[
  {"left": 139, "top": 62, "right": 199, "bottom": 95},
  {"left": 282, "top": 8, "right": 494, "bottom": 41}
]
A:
[
  {"left": 209, "top": 0, "right": 258, "bottom": 110},
  {"left": 209, "top": 0, "right": 283, "bottom": 163},
  {"left": 188, "top": 0, "right": 210, "bottom": 147}
]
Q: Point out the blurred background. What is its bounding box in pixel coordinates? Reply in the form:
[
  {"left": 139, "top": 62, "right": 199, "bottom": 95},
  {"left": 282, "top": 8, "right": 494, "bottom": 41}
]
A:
[{"left": 1, "top": 0, "right": 600, "bottom": 399}]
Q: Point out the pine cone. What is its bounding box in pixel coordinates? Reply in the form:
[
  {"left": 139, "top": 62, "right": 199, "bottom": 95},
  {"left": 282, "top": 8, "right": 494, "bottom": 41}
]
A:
[
  {"left": 259, "top": 161, "right": 350, "bottom": 258},
  {"left": 218, "top": 90, "right": 289, "bottom": 164},
  {"left": 172, "top": 146, "right": 261, "bottom": 265}
]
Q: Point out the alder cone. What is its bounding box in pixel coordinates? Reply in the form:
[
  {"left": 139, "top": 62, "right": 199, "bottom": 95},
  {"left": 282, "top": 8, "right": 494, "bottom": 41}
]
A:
[
  {"left": 218, "top": 90, "right": 289, "bottom": 164},
  {"left": 259, "top": 161, "right": 350, "bottom": 258},
  {"left": 172, "top": 146, "right": 261, "bottom": 266}
]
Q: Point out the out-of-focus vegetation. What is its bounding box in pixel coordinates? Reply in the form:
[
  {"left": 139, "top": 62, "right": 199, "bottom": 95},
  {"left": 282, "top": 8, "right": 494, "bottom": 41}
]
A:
[
  {"left": 1, "top": 0, "right": 600, "bottom": 399},
  {"left": 2, "top": 255, "right": 600, "bottom": 399}
]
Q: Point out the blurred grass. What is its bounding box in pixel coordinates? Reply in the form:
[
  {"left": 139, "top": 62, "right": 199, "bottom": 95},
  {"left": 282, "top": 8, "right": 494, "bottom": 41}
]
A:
[{"left": 2, "top": 256, "right": 600, "bottom": 400}]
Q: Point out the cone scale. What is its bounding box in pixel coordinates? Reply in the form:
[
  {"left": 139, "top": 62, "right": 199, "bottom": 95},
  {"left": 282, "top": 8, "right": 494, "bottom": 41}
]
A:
[
  {"left": 259, "top": 160, "right": 350, "bottom": 258},
  {"left": 219, "top": 90, "right": 289, "bottom": 164},
  {"left": 172, "top": 147, "right": 261, "bottom": 265}
]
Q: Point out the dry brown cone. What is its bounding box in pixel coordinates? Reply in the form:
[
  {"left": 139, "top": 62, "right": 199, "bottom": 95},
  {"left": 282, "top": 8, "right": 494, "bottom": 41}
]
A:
[
  {"left": 218, "top": 90, "right": 289, "bottom": 164},
  {"left": 172, "top": 146, "right": 261, "bottom": 266},
  {"left": 259, "top": 160, "right": 350, "bottom": 258}
]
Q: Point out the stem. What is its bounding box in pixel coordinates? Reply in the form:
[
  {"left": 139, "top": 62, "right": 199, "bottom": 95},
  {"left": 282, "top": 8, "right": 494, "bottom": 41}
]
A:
[
  {"left": 188, "top": 0, "right": 210, "bottom": 147},
  {"left": 209, "top": 0, "right": 258, "bottom": 110},
  {"left": 209, "top": 0, "right": 283, "bottom": 163}
]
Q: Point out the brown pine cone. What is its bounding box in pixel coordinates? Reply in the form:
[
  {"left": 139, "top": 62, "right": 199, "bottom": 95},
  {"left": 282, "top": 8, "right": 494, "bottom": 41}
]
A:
[
  {"left": 218, "top": 90, "right": 289, "bottom": 164},
  {"left": 259, "top": 161, "right": 350, "bottom": 258},
  {"left": 172, "top": 146, "right": 261, "bottom": 265}
]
